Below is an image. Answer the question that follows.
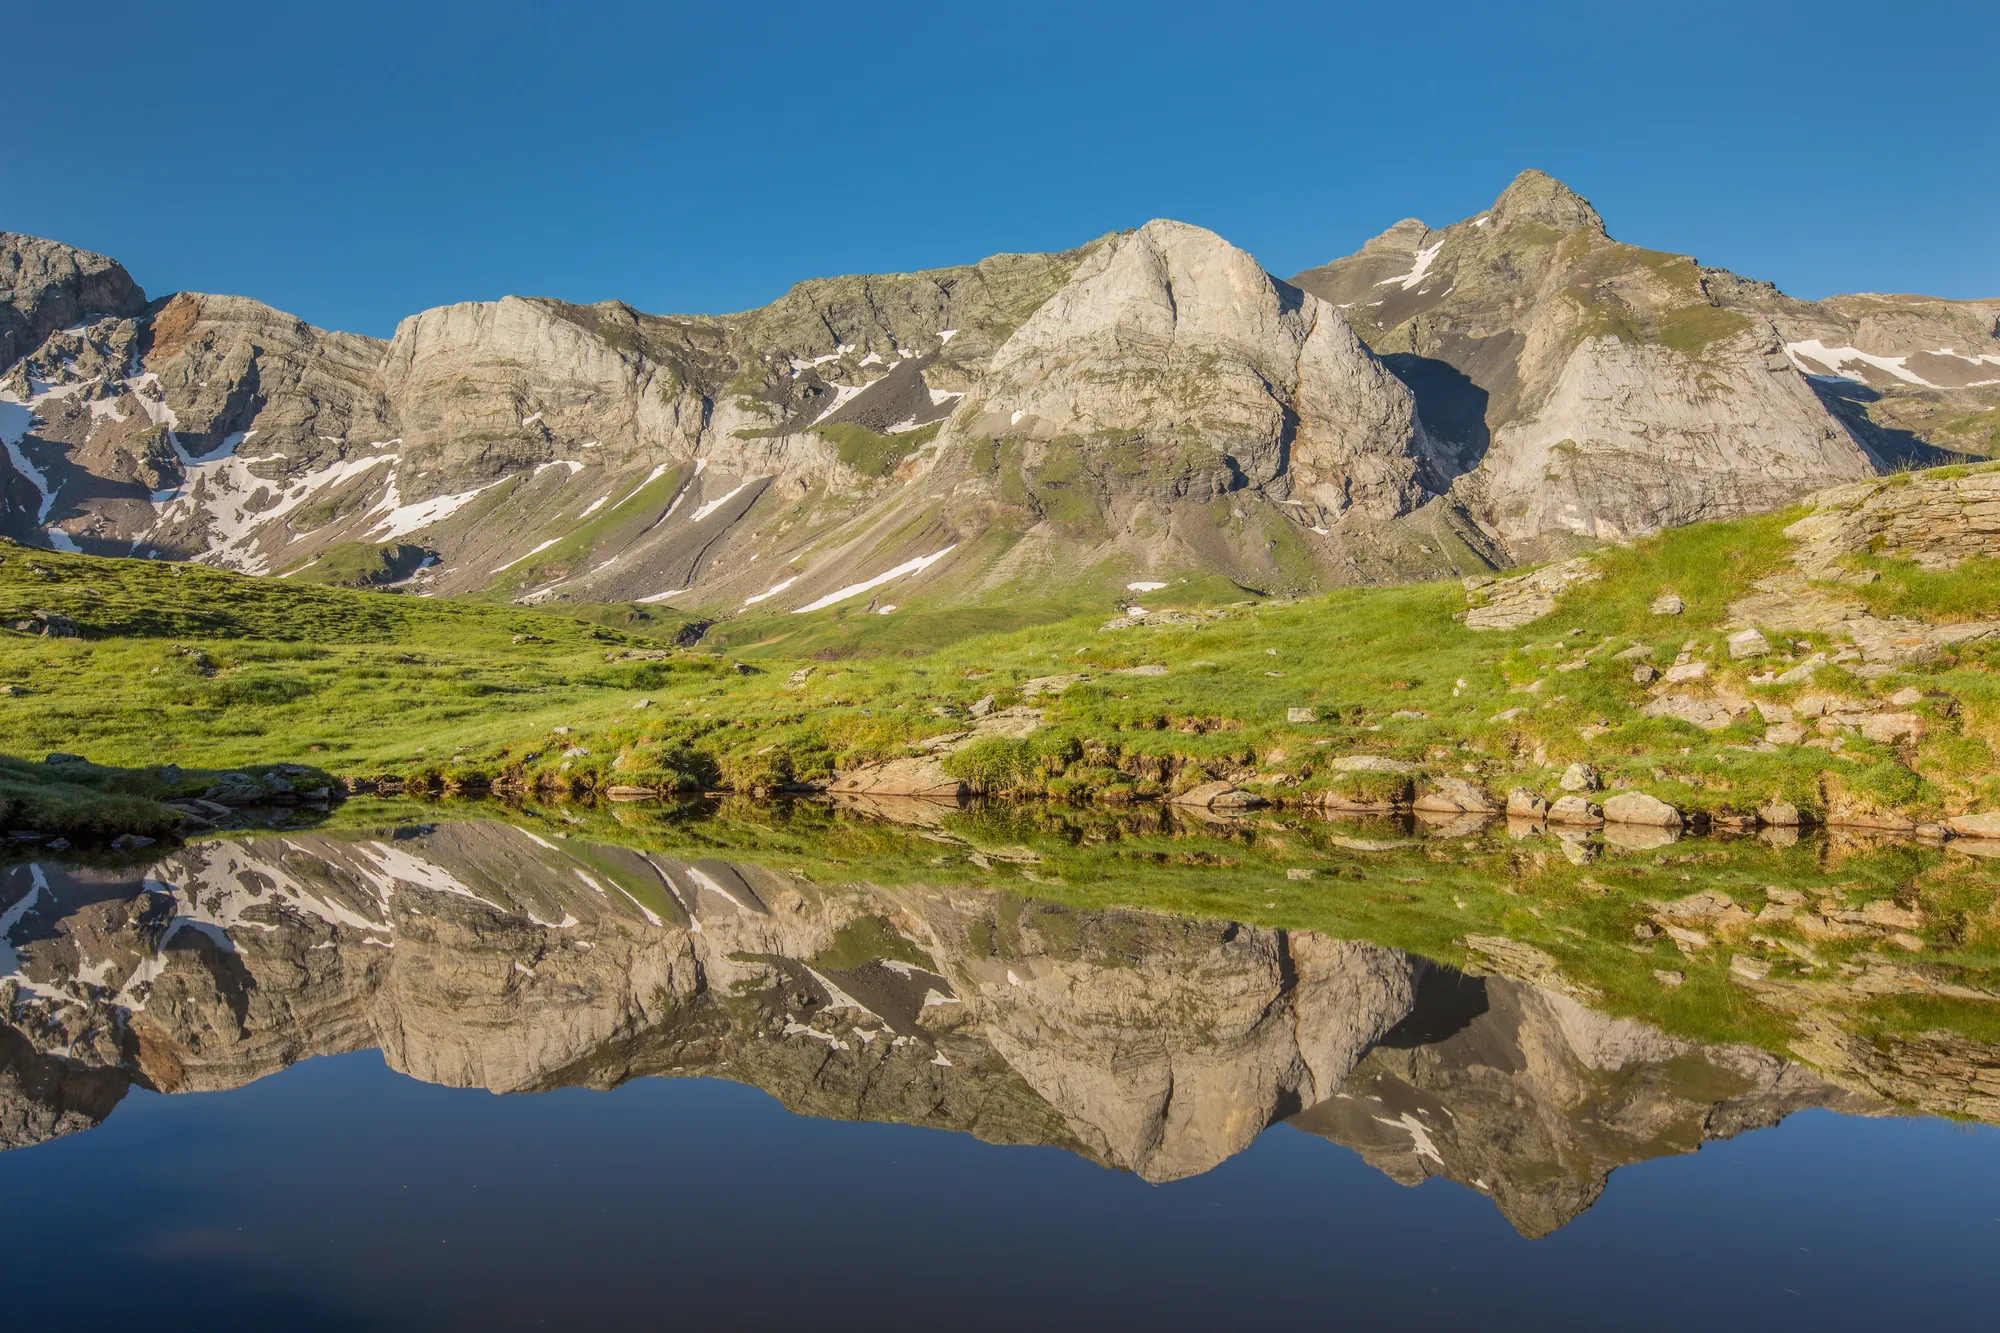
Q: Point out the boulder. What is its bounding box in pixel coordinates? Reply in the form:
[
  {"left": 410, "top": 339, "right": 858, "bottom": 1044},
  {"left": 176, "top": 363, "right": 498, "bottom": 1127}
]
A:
[
  {"left": 1948, "top": 812, "right": 2000, "bottom": 840},
  {"left": 42, "top": 752, "right": 88, "bottom": 765},
  {"left": 1756, "top": 799, "right": 1803, "bottom": 828},
  {"left": 1328, "top": 755, "right": 1417, "bottom": 773},
  {"left": 1506, "top": 788, "right": 1547, "bottom": 819},
  {"left": 1858, "top": 713, "right": 1921, "bottom": 744},
  {"left": 828, "top": 757, "right": 969, "bottom": 801},
  {"left": 1558, "top": 762, "right": 1599, "bottom": 792},
  {"left": 1547, "top": 795, "right": 1605, "bottom": 827},
  {"left": 1603, "top": 792, "right": 1683, "bottom": 828},
  {"left": 203, "top": 773, "right": 267, "bottom": 806},
  {"left": 1726, "top": 629, "right": 1770, "bottom": 659},
  {"left": 1172, "top": 779, "right": 1263, "bottom": 809},
  {"left": 1414, "top": 776, "right": 1497, "bottom": 815}
]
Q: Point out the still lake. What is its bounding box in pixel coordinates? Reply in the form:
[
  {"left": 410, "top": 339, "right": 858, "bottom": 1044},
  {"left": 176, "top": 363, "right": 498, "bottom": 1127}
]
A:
[{"left": 2, "top": 804, "right": 1996, "bottom": 1329}]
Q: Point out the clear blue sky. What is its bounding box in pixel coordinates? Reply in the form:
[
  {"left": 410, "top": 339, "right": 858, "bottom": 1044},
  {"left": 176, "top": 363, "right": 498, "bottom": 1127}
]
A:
[{"left": 9, "top": 0, "right": 1995, "bottom": 339}]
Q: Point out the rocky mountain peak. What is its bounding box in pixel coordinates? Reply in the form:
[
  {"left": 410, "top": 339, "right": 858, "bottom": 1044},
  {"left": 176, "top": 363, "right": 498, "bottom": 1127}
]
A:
[
  {"left": 958, "top": 217, "right": 1436, "bottom": 523},
  {"left": 1488, "top": 169, "right": 1606, "bottom": 237},
  {"left": 0, "top": 232, "right": 148, "bottom": 369},
  {"left": 1358, "top": 218, "right": 1435, "bottom": 255}
]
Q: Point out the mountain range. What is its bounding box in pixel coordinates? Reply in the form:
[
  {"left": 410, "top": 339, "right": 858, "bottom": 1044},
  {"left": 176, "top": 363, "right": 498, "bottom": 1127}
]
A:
[{"left": 4, "top": 171, "right": 1995, "bottom": 629}]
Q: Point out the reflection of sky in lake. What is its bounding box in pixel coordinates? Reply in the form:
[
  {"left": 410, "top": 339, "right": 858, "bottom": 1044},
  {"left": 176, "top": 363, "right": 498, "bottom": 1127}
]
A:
[{"left": 1, "top": 1050, "right": 1993, "bottom": 1332}]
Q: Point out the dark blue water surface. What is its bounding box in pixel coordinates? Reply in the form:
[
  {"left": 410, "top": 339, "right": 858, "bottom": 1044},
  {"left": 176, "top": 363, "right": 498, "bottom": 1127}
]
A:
[{"left": 2, "top": 1050, "right": 1994, "bottom": 1332}]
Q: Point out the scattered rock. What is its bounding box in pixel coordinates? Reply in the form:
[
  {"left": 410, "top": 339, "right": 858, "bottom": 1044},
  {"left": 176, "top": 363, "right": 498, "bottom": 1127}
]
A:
[
  {"left": 1650, "top": 592, "right": 1685, "bottom": 616},
  {"left": 1603, "top": 791, "right": 1683, "bottom": 828},
  {"left": 43, "top": 752, "right": 88, "bottom": 765},
  {"left": 1115, "top": 664, "right": 1170, "bottom": 677},
  {"left": 203, "top": 773, "right": 267, "bottom": 806},
  {"left": 1858, "top": 712, "right": 1921, "bottom": 744},
  {"left": 1661, "top": 923, "right": 1709, "bottom": 951},
  {"left": 1415, "top": 776, "right": 1498, "bottom": 815},
  {"left": 1663, "top": 660, "right": 1709, "bottom": 683},
  {"left": 828, "top": 756, "right": 969, "bottom": 800},
  {"left": 1726, "top": 628, "right": 1770, "bottom": 659},
  {"left": 1329, "top": 754, "right": 1418, "bottom": 773},
  {"left": 1948, "top": 812, "right": 2000, "bottom": 840},
  {"left": 1631, "top": 663, "right": 1657, "bottom": 684},
  {"left": 1462, "top": 557, "right": 1602, "bottom": 631},
  {"left": 1171, "top": 780, "right": 1266, "bottom": 810},
  {"left": 968, "top": 695, "right": 995, "bottom": 717},
  {"left": 1653, "top": 969, "right": 1685, "bottom": 988},
  {"left": 1729, "top": 955, "right": 1772, "bottom": 981},
  {"left": 1756, "top": 799, "right": 1803, "bottom": 827},
  {"left": 1547, "top": 795, "right": 1604, "bottom": 827},
  {"left": 1558, "top": 762, "right": 1599, "bottom": 792},
  {"left": 1286, "top": 706, "right": 1317, "bottom": 723}
]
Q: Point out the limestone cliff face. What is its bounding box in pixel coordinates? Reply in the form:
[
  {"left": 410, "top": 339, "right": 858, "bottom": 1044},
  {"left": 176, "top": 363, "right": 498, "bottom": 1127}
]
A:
[
  {"left": 0, "top": 222, "right": 1484, "bottom": 613},
  {"left": 956, "top": 220, "right": 1435, "bottom": 522},
  {"left": 0, "top": 822, "right": 1888, "bottom": 1231},
  {"left": 1475, "top": 331, "right": 1873, "bottom": 546},
  {"left": 1292, "top": 170, "right": 1997, "bottom": 561},
  {"left": 5, "top": 184, "right": 1991, "bottom": 615}
]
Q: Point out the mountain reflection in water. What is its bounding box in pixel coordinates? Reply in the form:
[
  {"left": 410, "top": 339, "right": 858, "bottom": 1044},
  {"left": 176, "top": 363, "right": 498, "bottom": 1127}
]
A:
[{"left": 9, "top": 811, "right": 1988, "bottom": 1243}]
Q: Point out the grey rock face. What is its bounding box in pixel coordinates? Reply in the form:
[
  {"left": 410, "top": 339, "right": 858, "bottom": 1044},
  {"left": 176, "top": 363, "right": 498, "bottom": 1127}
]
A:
[
  {"left": 0, "top": 233, "right": 147, "bottom": 370},
  {"left": 956, "top": 219, "right": 1436, "bottom": 523},
  {"left": 7, "top": 173, "right": 1993, "bottom": 611},
  {"left": 1291, "top": 169, "right": 1998, "bottom": 562}
]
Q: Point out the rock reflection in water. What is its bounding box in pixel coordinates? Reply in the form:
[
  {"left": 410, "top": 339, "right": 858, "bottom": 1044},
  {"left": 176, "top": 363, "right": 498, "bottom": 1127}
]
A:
[{"left": 0, "top": 821, "right": 1904, "bottom": 1232}]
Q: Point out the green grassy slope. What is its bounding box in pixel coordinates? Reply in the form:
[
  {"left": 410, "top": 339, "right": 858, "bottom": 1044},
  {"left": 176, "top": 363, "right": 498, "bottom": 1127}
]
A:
[{"left": 3, "top": 491, "right": 1997, "bottom": 828}]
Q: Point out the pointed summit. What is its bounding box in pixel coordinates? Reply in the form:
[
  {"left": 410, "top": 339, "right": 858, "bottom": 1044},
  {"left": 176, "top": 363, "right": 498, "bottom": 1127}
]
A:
[{"left": 1489, "top": 170, "right": 1605, "bottom": 236}]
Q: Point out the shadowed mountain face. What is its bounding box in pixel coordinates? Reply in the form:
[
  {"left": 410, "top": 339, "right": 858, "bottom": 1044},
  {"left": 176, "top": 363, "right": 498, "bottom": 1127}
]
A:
[
  {"left": 0, "top": 821, "right": 1888, "bottom": 1232},
  {"left": 4, "top": 177, "right": 1991, "bottom": 622}
]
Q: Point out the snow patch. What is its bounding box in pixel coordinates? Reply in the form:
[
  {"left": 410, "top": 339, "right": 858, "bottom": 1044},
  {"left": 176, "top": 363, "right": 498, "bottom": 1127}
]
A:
[
  {"left": 370, "top": 479, "right": 503, "bottom": 541},
  {"left": 742, "top": 575, "right": 798, "bottom": 606},
  {"left": 791, "top": 545, "right": 956, "bottom": 613},
  {"left": 1126, "top": 581, "right": 1168, "bottom": 592},
  {"left": 490, "top": 537, "right": 563, "bottom": 574},
  {"left": 1378, "top": 239, "right": 1444, "bottom": 291},
  {"left": 1375, "top": 1111, "right": 1444, "bottom": 1164},
  {"left": 1784, "top": 339, "right": 1937, "bottom": 387},
  {"left": 689, "top": 482, "right": 750, "bottom": 523}
]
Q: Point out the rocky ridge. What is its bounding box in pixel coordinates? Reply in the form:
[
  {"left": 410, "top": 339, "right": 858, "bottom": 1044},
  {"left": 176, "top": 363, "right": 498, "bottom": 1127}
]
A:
[
  {"left": 1292, "top": 171, "right": 1999, "bottom": 562},
  {"left": 5, "top": 174, "right": 1991, "bottom": 623}
]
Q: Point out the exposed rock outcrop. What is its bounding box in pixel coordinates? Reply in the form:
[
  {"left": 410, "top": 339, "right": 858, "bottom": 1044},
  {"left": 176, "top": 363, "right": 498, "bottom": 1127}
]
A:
[{"left": 1292, "top": 170, "right": 1998, "bottom": 562}]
